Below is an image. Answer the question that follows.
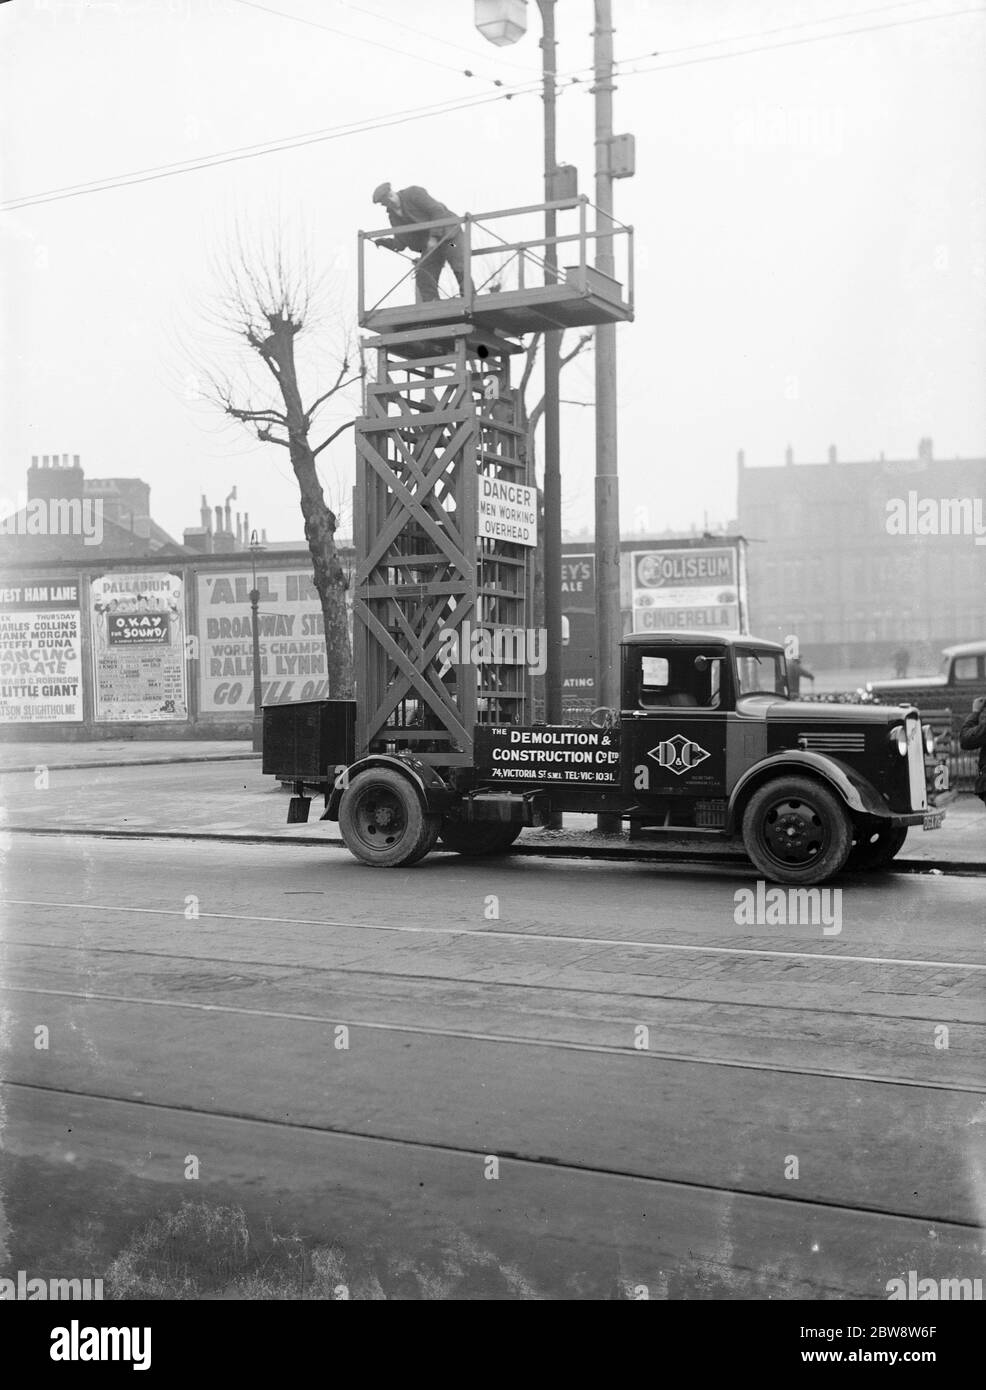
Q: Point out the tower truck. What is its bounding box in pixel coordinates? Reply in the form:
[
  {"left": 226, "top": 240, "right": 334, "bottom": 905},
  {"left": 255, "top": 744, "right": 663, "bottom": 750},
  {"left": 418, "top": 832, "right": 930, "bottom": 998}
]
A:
[
  {"left": 262, "top": 202, "right": 948, "bottom": 885},
  {"left": 263, "top": 629, "right": 949, "bottom": 885}
]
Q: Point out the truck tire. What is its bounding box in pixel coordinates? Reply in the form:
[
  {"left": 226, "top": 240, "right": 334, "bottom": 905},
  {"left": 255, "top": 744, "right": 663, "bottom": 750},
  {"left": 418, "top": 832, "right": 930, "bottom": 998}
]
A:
[
  {"left": 847, "top": 823, "right": 908, "bottom": 871},
  {"left": 741, "top": 776, "right": 852, "bottom": 885},
  {"left": 439, "top": 821, "right": 523, "bottom": 856},
  {"left": 338, "top": 769, "right": 440, "bottom": 868}
]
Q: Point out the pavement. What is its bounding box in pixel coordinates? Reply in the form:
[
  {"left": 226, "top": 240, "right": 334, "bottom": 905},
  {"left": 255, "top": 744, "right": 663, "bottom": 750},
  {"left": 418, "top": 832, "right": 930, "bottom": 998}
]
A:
[
  {"left": 0, "top": 740, "right": 257, "bottom": 772},
  {"left": 1, "top": 833, "right": 983, "bottom": 1299},
  {"left": 0, "top": 742, "right": 982, "bottom": 870}
]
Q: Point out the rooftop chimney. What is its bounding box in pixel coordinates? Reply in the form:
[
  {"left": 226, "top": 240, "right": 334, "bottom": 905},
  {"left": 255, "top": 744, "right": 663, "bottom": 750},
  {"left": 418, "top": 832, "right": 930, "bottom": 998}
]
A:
[
  {"left": 827, "top": 445, "right": 837, "bottom": 464},
  {"left": 737, "top": 449, "right": 745, "bottom": 469},
  {"left": 27, "top": 452, "right": 84, "bottom": 505},
  {"left": 917, "top": 437, "right": 933, "bottom": 462},
  {"left": 785, "top": 446, "right": 794, "bottom": 466}
]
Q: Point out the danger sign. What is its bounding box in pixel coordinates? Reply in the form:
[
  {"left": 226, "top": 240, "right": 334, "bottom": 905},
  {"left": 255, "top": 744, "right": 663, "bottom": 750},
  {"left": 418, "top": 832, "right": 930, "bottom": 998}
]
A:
[{"left": 478, "top": 477, "right": 537, "bottom": 548}]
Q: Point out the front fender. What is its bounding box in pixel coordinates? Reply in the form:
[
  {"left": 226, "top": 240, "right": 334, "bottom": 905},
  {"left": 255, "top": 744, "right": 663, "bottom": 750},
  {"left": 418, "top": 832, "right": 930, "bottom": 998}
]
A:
[
  {"left": 323, "top": 754, "right": 453, "bottom": 821},
  {"left": 726, "top": 751, "right": 890, "bottom": 832}
]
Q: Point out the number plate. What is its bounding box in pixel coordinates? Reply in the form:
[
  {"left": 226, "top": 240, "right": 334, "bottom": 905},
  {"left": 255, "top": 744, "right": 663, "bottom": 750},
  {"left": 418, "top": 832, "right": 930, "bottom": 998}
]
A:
[{"left": 923, "top": 810, "right": 944, "bottom": 831}]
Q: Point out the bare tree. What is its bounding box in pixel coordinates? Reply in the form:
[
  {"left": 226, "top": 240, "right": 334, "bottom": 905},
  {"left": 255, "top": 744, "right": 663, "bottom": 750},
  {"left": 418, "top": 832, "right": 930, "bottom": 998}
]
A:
[{"left": 206, "top": 232, "right": 361, "bottom": 697}]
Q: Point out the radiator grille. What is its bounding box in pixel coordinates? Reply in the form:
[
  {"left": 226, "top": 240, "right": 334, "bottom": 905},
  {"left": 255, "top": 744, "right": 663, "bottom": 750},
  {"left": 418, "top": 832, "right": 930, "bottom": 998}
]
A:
[{"left": 797, "top": 732, "right": 866, "bottom": 753}]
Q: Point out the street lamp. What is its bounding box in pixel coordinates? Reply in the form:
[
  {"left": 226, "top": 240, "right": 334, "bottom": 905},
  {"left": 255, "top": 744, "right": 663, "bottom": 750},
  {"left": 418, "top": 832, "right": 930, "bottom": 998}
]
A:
[
  {"left": 476, "top": 0, "right": 626, "bottom": 835},
  {"left": 475, "top": 0, "right": 563, "bottom": 732},
  {"left": 248, "top": 529, "right": 265, "bottom": 753},
  {"left": 474, "top": 0, "right": 528, "bottom": 45}
]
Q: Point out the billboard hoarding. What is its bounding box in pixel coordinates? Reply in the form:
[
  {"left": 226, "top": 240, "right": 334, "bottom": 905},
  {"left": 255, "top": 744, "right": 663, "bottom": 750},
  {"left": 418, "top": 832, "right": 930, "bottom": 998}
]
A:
[
  {"left": 631, "top": 546, "right": 744, "bottom": 634},
  {"left": 0, "top": 579, "right": 83, "bottom": 723},
  {"left": 196, "top": 568, "right": 329, "bottom": 712},
  {"left": 91, "top": 572, "right": 187, "bottom": 721},
  {"left": 561, "top": 553, "right": 596, "bottom": 702}
]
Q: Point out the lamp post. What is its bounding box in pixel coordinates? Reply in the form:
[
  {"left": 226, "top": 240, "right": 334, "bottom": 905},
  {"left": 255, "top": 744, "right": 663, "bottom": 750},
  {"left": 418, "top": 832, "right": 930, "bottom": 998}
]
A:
[
  {"left": 249, "top": 529, "right": 265, "bottom": 752},
  {"left": 474, "top": 0, "right": 563, "bottom": 742},
  {"left": 592, "top": 0, "right": 622, "bottom": 833}
]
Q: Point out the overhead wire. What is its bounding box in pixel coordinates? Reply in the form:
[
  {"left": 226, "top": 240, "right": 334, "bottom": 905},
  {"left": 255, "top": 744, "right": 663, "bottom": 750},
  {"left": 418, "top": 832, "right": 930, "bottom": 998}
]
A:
[
  {"left": 228, "top": 0, "right": 513, "bottom": 83},
  {"left": 336, "top": 0, "right": 541, "bottom": 73},
  {"left": 612, "top": 0, "right": 967, "bottom": 66},
  {"left": 614, "top": 3, "right": 986, "bottom": 78},
  {"left": 4, "top": 3, "right": 983, "bottom": 213}
]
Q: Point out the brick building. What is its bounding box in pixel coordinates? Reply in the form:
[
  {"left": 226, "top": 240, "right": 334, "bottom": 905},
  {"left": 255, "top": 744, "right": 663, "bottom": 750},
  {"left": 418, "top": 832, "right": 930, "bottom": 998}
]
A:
[{"left": 737, "top": 440, "right": 986, "bottom": 675}]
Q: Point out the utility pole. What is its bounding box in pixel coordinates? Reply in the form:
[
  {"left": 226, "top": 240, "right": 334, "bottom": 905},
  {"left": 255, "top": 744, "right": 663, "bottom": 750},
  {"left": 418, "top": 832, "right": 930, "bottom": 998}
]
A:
[
  {"left": 538, "top": 0, "right": 562, "bottom": 740},
  {"left": 593, "top": 0, "right": 622, "bottom": 832}
]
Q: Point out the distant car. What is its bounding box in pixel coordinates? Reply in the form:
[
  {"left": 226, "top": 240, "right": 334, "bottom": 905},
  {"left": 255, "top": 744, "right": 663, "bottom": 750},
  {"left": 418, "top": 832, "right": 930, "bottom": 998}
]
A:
[{"left": 867, "top": 640, "right": 986, "bottom": 721}]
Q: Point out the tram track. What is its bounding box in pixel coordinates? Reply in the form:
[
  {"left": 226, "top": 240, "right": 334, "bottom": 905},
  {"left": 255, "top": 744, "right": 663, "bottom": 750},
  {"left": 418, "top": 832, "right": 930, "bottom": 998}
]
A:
[
  {"left": 4, "top": 897, "right": 984, "bottom": 972},
  {"left": 3, "top": 979, "right": 983, "bottom": 1093},
  {"left": 4, "top": 936, "right": 982, "bottom": 1027},
  {"left": 3, "top": 1076, "right": 982, "bottom": 1233}
]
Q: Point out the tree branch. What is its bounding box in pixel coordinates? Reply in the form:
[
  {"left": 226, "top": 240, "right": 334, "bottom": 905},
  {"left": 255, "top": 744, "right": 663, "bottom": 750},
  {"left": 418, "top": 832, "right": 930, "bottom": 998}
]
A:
[
  {"left": 312, "top": 418, "right": 356, "bottom": 459},
  {"left": 307, "top": 371, "right": 363, "bottom": 423},
  {"left": 257, "top": 427, "right": 291, "bottom": 448},
  {"left": 519, "top": 334, "right": 541, "bottom": 401},
  {"left": 561, "top": 330, "right": 593, "bottom": 369},
  {"left": 528, "top": 332, "right": 593, "bottom": 437},
  {"left": 226, "top": 405, "right": 288, "bottom": 426}
]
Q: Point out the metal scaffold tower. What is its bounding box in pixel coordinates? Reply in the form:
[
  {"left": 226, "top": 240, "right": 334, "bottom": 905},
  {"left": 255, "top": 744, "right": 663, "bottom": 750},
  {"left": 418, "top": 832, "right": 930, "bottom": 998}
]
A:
[{"left": 353, "top": 198, "right": 633, "bottom": 765}]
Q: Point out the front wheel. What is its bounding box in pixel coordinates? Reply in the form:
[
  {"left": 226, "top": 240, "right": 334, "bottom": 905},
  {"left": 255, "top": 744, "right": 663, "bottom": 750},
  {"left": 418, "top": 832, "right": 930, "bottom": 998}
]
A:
[
  {"left": 338, "top": 769, "right": 439, "bottom": 867},
  {"left": 439, "top": 821, "right": 523, "bottom": 857},
  {"left": 847, "top": 823, "right": 908, "bottom": 871},
  {"left": 741, "top": 776, "right": 852, "bottom": 885}
]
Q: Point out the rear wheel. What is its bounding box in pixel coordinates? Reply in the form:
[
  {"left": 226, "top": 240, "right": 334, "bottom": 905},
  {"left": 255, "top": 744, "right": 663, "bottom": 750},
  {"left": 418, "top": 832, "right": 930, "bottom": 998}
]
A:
[
  {"left": 742, "top": 776, "right": 852, "bottom": 885},
  {"left": 847, "top": 822, "right": 908, "bottom": 871},
  {"left": 439, "top": 821, "right": 523, "bottom": 856},
  {"left": 338, "top": 769, "right": 439, "bottom": 867}
]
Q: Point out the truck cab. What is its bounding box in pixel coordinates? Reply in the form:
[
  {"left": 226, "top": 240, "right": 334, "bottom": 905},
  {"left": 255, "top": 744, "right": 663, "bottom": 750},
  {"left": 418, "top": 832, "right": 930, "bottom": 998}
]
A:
[{"left": 615, "top": 632, "right": 946, "bottom": 879}]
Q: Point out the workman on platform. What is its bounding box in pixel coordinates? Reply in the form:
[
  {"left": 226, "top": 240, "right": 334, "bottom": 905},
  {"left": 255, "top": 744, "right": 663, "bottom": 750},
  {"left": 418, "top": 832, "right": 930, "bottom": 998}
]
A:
[{"left": 371, "top": 182, "right": 466, "bottom": 303}]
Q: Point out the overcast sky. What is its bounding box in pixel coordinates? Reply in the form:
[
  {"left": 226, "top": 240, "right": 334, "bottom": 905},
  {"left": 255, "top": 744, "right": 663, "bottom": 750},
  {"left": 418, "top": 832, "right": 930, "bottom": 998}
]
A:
[{"left": 2, "top": 0, "right": 984, "bottom": 547}]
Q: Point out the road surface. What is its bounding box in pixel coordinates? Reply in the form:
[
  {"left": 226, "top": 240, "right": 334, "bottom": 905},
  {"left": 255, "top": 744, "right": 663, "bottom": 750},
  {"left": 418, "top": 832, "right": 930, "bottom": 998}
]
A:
[{"left": 0, "top": 832, "right": 983, "bottom": 1299}]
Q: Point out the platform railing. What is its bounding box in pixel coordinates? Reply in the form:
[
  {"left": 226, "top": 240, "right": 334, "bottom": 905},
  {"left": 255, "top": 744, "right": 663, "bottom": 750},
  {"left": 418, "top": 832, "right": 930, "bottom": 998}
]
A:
[{"left": 358, "top": 195, "right": 633, "bottom": 326}]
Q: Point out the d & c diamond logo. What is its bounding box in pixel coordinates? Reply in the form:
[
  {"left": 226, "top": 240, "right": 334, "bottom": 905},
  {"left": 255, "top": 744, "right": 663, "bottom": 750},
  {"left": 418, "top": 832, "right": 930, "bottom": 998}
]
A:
[{"left": 649, "top": 734, "right": 711, "bottom": 776}]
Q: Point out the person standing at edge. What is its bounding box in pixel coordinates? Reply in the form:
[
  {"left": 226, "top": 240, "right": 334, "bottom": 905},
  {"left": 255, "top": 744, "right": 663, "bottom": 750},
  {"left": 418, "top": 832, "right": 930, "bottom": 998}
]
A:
[
  {"left": 372, "top": 182, "right": 466, "bottom": 303},
  {"left": 959, "top": 695, "right": 986, "bottom": 807}
]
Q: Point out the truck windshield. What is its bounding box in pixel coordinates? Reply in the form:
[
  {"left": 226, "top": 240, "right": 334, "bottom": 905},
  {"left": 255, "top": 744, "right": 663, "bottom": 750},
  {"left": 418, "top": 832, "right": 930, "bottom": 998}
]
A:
[{"left": 735, "top": 649, "right": 788, "bottom": 699}]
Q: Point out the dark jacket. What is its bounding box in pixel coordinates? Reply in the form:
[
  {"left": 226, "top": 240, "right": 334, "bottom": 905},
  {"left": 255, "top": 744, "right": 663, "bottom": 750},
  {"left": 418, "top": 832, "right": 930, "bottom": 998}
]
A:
[
  {"left": 959, "top": 705, "right": 986, "bottom": 795},
  {"left": 382, "top": 186, "right": 458, "bottom": 254}
]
